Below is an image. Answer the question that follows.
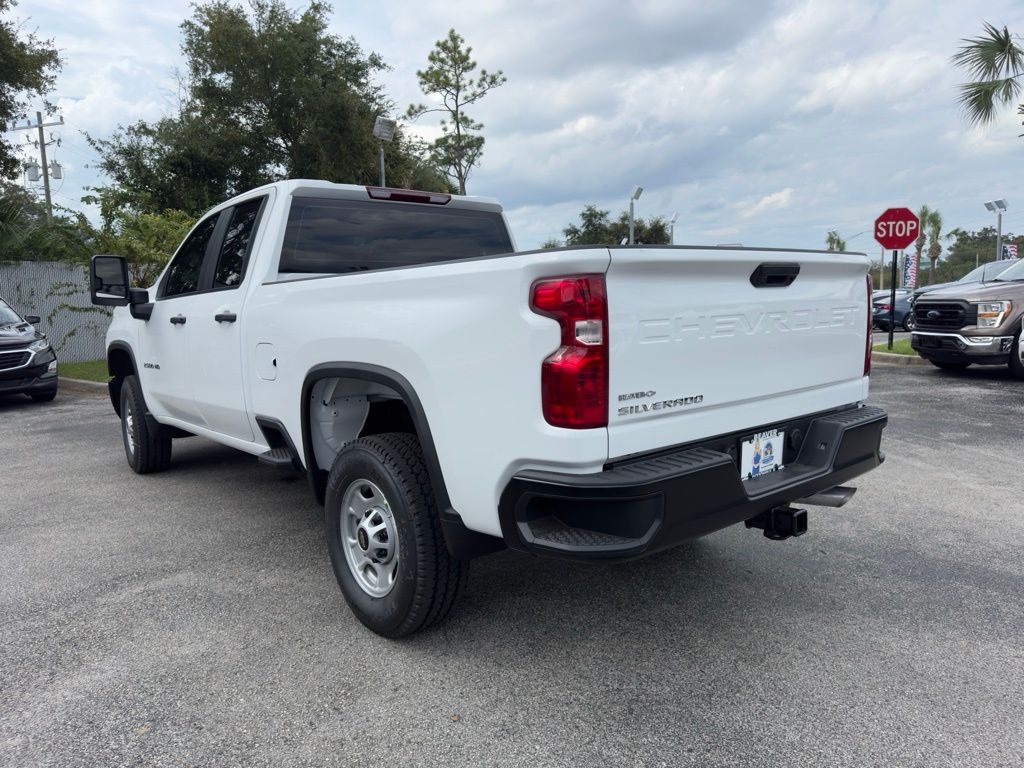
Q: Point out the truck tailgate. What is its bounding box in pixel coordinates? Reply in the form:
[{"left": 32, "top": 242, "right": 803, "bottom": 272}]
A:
[{"left": 606, "top": 247, "right": 870, "bottom": 460}]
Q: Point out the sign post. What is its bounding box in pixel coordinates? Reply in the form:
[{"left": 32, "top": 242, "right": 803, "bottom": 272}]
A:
[{"left": 874, "top": 208, "right": 920, "bottom": 350}]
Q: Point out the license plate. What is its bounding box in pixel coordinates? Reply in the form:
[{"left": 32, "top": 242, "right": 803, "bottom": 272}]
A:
[{"left": 740, "top": 429, "right": 785, "bottom": 481}]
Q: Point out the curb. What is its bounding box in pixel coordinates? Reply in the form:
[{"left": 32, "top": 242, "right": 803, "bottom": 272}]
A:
[
  {"left": 59, "top": 377, "right": 108, "bottom": 396},
  {"left": 871, "top": 351, "right": 930, "bottom": 367}
]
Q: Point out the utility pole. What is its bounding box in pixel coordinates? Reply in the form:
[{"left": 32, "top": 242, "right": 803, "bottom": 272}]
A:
[{"left": 8, "top": 111, "right": 64, "bottom": 224}]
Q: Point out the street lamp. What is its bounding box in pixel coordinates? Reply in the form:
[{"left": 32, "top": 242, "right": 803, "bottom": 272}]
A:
[
  {"left": 628, "top": 185, "right": 643, "bottom": 245},
  {"left": 669, "top": 212, "right": 678, "bottom": 245},
  {"left": 372, "top": 116, "right": 397, "bottom": 187},
  {"left": 984, "top": 199, "right": 1008, "bottom": 260}
]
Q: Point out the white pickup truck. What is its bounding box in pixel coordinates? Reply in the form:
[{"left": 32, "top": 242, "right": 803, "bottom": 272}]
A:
[{"left": 90, "top": 180, "right": 887, "bottom": 637}]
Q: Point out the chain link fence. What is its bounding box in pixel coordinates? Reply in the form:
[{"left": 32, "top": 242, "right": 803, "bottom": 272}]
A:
[{"left": 0, "top": 261, "right": 111, "bottom": 363}]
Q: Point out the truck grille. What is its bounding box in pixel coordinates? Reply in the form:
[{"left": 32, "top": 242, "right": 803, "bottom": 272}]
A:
[
  {"left": 913, "top": 301, "right": 974, "bottom": 331},
  {"left": 0, "top": 350, "right": 31, "bottom": 371}
]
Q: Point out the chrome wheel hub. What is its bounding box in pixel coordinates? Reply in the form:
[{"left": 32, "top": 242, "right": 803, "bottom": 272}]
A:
[
  {"left": 124, "top": 409, "right": 135, "bottom": 455},
  {"left": 341, "top": 479, "right": 399, "bottom": 598}
]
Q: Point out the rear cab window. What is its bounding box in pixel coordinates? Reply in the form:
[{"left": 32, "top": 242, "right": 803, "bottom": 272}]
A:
[{"left": 279, "top": 198, "right": 514, "bottom": 274}]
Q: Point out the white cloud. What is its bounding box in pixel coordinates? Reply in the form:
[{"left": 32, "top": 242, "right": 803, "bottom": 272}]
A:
[
  {"left": 741, "top": 188, "right": 795, "bottom": 219},
  {"left": 10, "top": 0, "right": 1024, "bottom": 250}
]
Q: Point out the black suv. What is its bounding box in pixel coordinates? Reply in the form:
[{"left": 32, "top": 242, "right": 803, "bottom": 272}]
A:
[{"left": 0, "top": 298, "right": 58, "bottom": 401}]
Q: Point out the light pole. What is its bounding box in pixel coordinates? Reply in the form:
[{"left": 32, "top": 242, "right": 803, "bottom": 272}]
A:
[
  {"left": 372, "top": 116, "right": 397, "bottom": 187},
  {"left": 628, "top": 186, "right": 643, "bottom": 245},
  {"left": 984, "top": 199, "right": 1008, "bottom": 260},
  {"left": 669, "top": 212, "right": 678, "bottom": 245}
]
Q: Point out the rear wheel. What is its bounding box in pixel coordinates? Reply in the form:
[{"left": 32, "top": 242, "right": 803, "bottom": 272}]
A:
[
  {"left": 929, "top": 360, "right": 970, "bottom": 371},
  {"left": 119, "top": 375, "right": 172, "bottom": 473},
  {"left": 324, "top": 432, "right": 467, "bottom": 637},
  {"left": 1009, "top": 333, "right": 1024, "bottom": 381}
]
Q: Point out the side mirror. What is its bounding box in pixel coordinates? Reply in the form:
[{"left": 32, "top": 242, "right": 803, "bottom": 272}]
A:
[
  {"left": 90, "top": 255, "right": 130, "bottom": 307},
  {"left": 24, "top": 315, "right": 41, "bottom": 324}
]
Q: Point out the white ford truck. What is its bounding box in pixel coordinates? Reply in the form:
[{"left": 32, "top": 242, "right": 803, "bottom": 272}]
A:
[{"left": 90, "top": 180, "right": 887, "bottom": 637}]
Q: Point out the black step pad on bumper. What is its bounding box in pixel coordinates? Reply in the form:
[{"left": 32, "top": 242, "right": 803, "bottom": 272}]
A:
[{"left": 498, "top": 405, "right": 887, "bottom": 561}]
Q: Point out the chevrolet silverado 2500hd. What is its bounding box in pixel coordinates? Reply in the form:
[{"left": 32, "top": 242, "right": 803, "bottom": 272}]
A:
[{"left": 90, "top": 180, "right": 887, "bottom": 637}]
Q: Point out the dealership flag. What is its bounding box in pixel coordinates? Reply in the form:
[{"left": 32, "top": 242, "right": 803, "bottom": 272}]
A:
[
  {"left": 903, "top": 253, "right": 918, "bottom": 288},
  {"left": 1004, "top": 244, "right": 1018, "bottom": 259}
]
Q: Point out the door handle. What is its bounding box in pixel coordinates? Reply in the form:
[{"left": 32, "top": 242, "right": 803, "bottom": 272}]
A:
[
  {"left": 170, "top": 315, "right": 187, "bottom": 325},
  {"left": 214, "top": 312, "right": 237, "bottom": 323}
]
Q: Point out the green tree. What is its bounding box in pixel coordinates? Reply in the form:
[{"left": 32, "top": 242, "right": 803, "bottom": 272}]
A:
[
  {"left": 84, "top": 209, "right": 195, "bottom": 286},
  {"left": 825, "top": 230, "right": 846, "bottom": 252},
  {"left": 89, "top": 0, "right": 447, "bottom": 218},
  {"left": 925, "top": 209, "right": 944, "bottom": 284},
  {"left": 935, "top": 226, "right": 1024, "bottom": 281},
  {"left": 0, "top": 0, "right": 61, "bottom": 179},
  {"left": 554, "top": 204, "right": 670, "bottom": 246},
  {"left": 406, "top": 29, "right": 506, "bottom": 195},
  {"left": 952, "top": 23, "right": 1023, "bottom": 130},
  {"left": 913, "top": 204, "right": 932, "bottom": 279},
  {"left": 0, "top": 182, "right": 88, "bottom": 262}
]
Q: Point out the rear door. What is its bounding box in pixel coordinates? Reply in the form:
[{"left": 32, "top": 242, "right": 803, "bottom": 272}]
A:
[{"left": 605, "top": 247, "right": 870, "bottom": 459}]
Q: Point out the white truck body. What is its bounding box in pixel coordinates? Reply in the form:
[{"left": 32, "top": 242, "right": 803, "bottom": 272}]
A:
[{"left": 95, "top": 179, "right": 886, "bottom": 635}]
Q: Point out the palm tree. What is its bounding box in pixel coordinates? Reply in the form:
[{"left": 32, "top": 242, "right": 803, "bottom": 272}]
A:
[
  {"left": 913, "top": 204, "right": 931, "bottom": 280},
  {"left": 825, "top": 230, "right": 846, "bottom": 252},
  {"left": 952, "top": 23, "right": 1024, "bottom": 128},
  {"left": 925, "top": 210, "right": 944, "bottom": 284}
]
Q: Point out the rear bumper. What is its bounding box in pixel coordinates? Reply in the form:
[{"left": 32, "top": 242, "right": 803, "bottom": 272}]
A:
[
  {"left": 498, "top": 405, "right": 887, "bottom": 561},
  {"left": 910, "top": 331, "right": 1013, "bottom": 365}
]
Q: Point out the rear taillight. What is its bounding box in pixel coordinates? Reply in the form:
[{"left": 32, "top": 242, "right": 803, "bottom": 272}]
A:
[
  {"left": 530, "top": 274, "right": 608, "bottom": 429},
  {"left": 865, "top": 274, "right": 873, "bottom": 376}
]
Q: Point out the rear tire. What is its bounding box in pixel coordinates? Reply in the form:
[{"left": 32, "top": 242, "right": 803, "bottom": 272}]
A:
[
  {"left": 1009, "top": 333, "right": 1024, "bottom": 381},
  {"left": 929, "top": 360, "right": 970, "bottom": 371},
  {"left": 119, "top": 374, "right": 172, "bottom": 473},
  {"left": 324, "top": 432, "right": 467, "bottom": 637}
]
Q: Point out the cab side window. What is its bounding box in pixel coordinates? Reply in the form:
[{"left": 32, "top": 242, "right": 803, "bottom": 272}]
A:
[
  {"left": 163, "top": 215, "right": 219, "bottom": 298},
  {"left": 213, "top": 198, "right": 264, "bottom": 289}
]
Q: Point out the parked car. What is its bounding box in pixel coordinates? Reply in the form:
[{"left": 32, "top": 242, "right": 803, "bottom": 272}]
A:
[
  {"left": 0, "top": 298, "right": 58, "bottom": 401},
  {"left": 871, "top": 289, "right": 909, "bottom": 329},
  {"left": 873, "top": 292, "right": 915, "bottom": 332},
  {"left": 911, "top": 257, "right": 1024, "bottom": 377},
  {"left": 912, "top": 259, "right": 1017, "bottom": 303},
  {"left": 89, "top": 179, "right": 888, "bottom": 637}
]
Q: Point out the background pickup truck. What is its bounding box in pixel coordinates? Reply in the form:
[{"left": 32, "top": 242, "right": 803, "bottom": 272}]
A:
[
  {"left": 90, "top": 180, "right": 887, "bottom": 637},
  {"left": 910, "top": 257, "right": 1024, "bottom": 378}
]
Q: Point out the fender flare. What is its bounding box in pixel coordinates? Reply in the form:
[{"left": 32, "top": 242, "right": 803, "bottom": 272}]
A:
[
  {"left": 106, "top": 341, "right": 138, "bottom": 417},
  {"left": 301, "top": 362, "right": 503, "bottom": 559}
]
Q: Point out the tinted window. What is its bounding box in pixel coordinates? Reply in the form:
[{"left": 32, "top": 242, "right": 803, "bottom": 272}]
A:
[
  {"left": 214, "top": 198, "right": 264, "bottom": 289},
  {"left": 164, "top": 215, "right": 219, "bottom": 297},
  {"left": 280, "top": 198, "right": 514, "bottom": 274}
]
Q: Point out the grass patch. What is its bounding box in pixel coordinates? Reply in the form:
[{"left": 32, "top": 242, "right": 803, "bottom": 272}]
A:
[
  {"left": 60, "top": 359, "right": 108, "bottom": 382},
  {"left": 873, "top": 338, "right": 916, "bottom": 356}
]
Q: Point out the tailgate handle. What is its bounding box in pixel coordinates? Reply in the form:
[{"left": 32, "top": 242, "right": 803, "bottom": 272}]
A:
[{"left": 750, "top": 263, "right": 800, "bottom": 288}]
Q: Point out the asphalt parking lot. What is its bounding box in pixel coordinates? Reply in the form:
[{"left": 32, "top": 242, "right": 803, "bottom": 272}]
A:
[{"left": 2, "top": 366, "right": 1023, "bottom": 767}]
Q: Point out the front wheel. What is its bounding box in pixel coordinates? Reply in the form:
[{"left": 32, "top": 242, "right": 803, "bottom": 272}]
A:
[
  {"left": 1009, "top": 333, "right": 1024, "bottom": 381},
  {"left": 324, "top": 433, "right": 467, "bottom": 637},
  {"left": 119, "top": 375, "right": 172, "bottom": 473},
  {"left": 902, "top": 314, "right": 915, "bottom": 332}
]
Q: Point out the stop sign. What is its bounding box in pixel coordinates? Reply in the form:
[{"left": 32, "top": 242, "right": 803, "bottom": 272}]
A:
[{"left": 874, "top": 207, "right": 920, "bottom": 250}]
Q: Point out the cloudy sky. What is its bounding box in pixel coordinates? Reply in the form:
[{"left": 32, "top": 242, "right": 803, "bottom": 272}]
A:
[{"left": 8, "top": 0, "right": 1024, "bottom": 252}]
